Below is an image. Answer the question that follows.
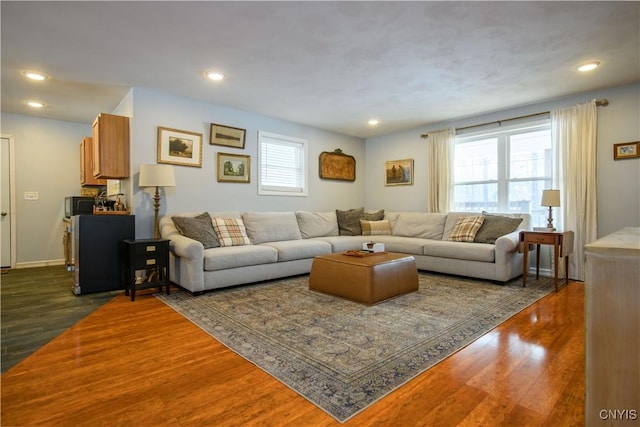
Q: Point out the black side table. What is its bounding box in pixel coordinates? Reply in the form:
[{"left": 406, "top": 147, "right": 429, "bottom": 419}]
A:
[{"left": 123, "top": 239, "right": 171, "bottom": 301}]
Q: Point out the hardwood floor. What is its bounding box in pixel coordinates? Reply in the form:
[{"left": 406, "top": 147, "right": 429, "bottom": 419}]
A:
[
  {"left": 1, "top": 267, "right": 121, "bottom": 373},
  {"left": 1, "top": 272, "right": 585, "bottom": 426}
]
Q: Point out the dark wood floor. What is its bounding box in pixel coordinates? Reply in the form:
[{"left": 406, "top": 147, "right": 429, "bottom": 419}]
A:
[
  {"left": 1, "top": 266, "right": 120, "bottom": 373},
  {"left": 1, "top": 267, "right": 585, "bottom": 426}
]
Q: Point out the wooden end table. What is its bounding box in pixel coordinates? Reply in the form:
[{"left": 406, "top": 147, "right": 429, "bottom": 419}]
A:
[
  {"left": 519, "top": 230, "right": 574, "bottom": 292},
  {"left": 122, "top": 239, "right": 171, "bottom": 301}
]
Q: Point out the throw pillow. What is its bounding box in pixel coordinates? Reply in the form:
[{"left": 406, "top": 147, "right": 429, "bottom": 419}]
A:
[
  {"left": 211, "top": 217, "right": 252, "bottom": 247},
  {"left": 474, "top": 214, "right": 524, "bottom": 244},
  {"left": 172, "top": 213, "right": 220, "bottom": 249},
  {"left": 360, "top": 219, "right": 392, "bottom": 236},
  {"left": 336, "top": 207, "right": 365, "bottom": 236},
  {"left": 336, "top": 208, "right": 385, "bottom": 235},
  {"left": 449, "top": 215, "right": 485, "bottom": 242}
]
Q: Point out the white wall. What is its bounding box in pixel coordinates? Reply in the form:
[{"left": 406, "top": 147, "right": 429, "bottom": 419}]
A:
[
  {"left": 365, "top": 83, "right": 640, "bottom": 238},
  {"left": 129, "top": 88, "right": 366, "bottom": 239},
  {"left": 0, "top": 113, "right": 91, "bottom": 266}
]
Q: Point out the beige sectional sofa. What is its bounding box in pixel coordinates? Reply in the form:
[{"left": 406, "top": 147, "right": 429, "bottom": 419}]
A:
[{"left": 159, "top": 210, "right": 531, "bottom": 294}]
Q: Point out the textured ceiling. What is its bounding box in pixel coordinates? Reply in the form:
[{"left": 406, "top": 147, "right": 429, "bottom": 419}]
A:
[{"left": 2, "top": 1, "right": 639, "bottom": 138}]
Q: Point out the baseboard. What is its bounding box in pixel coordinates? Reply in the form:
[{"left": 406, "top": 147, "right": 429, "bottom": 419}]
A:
[{"left": 15, "top": 259, "right": 66, "bottom": 269}]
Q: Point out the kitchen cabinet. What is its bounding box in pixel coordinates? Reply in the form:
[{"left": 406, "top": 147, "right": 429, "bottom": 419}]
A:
[
  {"left": 80, "top": 137, "right": 107, "bottom": 186},
  {"left": 92, "top": 112, "right": 130, "bottom": 179}
]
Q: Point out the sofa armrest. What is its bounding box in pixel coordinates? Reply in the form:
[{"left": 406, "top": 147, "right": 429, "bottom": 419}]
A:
[
  {"left": 494, "top": 230, "right": 520, "bottom": 253},
  {"left": 167, "top": 233, "right": 205, "bottom": 293}
]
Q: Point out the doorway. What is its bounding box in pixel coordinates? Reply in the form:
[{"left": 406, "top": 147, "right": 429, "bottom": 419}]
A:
[{"left": 1, "top": 136, "right": 16, "bottom": 269}]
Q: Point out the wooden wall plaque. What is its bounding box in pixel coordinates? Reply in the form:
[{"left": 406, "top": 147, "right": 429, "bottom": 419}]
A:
[{"left": 319, "top": 149, "right": 356, "bottom": 181}]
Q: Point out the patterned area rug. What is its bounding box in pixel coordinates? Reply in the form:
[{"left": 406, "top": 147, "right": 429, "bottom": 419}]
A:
[{"left": 156, "top": 272, "right": 553, "bottom": 422}]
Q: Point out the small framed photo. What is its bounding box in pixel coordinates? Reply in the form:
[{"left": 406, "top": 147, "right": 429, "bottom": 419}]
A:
[
  {"left": 385, "top": 159, "right": 414, "bottom": 186},
  {"left": 613, "top": 141, "right": 639, "bottom": 160},
  {"left": 210, "top": 123, "right": 246, "bottom": 149},
  {"left": 157, "top": 127, "right": 203, "bottom": 168},
  {"left": 217, "top": 152, "right": 250, "bottom": 183}
]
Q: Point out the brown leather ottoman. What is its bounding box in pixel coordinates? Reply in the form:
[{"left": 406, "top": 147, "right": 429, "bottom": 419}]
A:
[{"left": 309, "top": 252, "right": 418, "bottom": 305}]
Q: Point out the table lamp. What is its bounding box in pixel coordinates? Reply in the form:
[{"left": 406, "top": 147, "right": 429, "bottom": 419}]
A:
[
  {"left": 541, "top": 189, "right": 560, "bottom": 230},
  {"left": 139, "top": 164, "right": 176, "bottom": 239}
]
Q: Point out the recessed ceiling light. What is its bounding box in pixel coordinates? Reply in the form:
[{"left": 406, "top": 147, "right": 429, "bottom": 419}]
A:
[
  {"left": 368, "top": 119, "right": 379, "bottom": 126},
  {"left": 25, "top": 100, "right": 45, "bottom": 108},
  {"left": 205, "top": 71, "right": 225, "bottom": 81},
  {"left": 577, "top": 62, "right": 600, "bottom": 72},
  {"left": 23, "top": 71, "right": 48, "bottom": 81}
]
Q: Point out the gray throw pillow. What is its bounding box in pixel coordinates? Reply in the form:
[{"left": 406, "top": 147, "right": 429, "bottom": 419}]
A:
[
  {"left": 336, "top": 208, "right": 385, "bottom": 235},
  {"left": 172, "top": 213, "right": 220, "bottom": 249},
  {"left": 474, "top": 214, "right": 523, "bottom": 244},
  {"left": 336, "top": 208, "right": 365, "bottom": 235}
]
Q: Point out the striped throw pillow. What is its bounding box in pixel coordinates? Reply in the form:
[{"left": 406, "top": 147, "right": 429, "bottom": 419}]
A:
[
  {"left": 448, "top": 216, "right": 485, "bottom": 242},
  {"left": 212, "top": 218, "right": 252, "bottom": 247}
]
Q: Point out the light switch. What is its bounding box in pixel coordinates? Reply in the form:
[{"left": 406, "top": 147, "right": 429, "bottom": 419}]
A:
[{"left": 24, "top": 191, "right": 39, "bottom": 200}]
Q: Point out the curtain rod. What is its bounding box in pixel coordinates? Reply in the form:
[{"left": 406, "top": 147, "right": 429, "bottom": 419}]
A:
[{"left": 420, "top": 99, "right": 609, "bottom": 138}]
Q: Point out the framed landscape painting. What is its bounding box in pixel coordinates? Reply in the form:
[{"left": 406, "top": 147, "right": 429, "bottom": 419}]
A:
[
  {"left": 385, "top": 159, "right": 414, "bottom": 186},
  {"left": 157, "top": 127, "right": 203, "bottom": 168},
  {"left": 210, "top": 123, "right": 246, "bottom": 149},
  {"left": 613, "top": 141, "right": 639, "bottom": 160},
  {"left": 217, "top": 152, "right": 250, "bottom": 183}
]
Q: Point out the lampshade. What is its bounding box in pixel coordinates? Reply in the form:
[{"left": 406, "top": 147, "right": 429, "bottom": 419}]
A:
[
  {"left": 541, "top": 189, "right": 560, "bottom": 207},
  {"left": 139, "top": 164, "right": 176, "bottom": 188}
]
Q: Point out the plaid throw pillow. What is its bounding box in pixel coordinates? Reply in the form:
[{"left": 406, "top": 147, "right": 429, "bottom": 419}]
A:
[
  {"left": 448, "top": 215, "right": 485, "bottom": 242},
  {"left": 212, "top": 217, "right": 252, "bottom": 247}
]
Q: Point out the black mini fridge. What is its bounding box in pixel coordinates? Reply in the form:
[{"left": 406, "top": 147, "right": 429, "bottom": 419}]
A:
[{"left": 72, "top": 214, "right": 135, "bottom": 295}]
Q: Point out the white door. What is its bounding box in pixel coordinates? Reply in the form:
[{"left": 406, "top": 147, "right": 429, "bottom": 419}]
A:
[{"left": 1, "top": 137, "right": 12, "bottom": 268}]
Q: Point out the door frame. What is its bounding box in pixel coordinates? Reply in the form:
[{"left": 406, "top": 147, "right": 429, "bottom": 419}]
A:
[{"left": 1, "top": 134, "right": 17, "bottom": 269}]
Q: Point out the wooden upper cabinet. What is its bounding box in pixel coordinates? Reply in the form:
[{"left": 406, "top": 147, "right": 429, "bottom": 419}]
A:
[
  {"left": 80, "top": 137, "right": 107, "bottom": 186},
  {"left": 92, "top": 113, "right": 130, "bottom": 179}
]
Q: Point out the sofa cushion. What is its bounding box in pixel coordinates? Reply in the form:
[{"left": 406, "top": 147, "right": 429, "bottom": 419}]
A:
[
  {"left": 423, "top": 240, "right": 495, "bottom": 262},
  {"left": 211, "top": 218, "right": 252, "bottom": 246},
  {"left": 393, "top": 212, "right": 447, "bottom": 239},
  {"left": 295, "top": 211, "right": 339, "bottom": 238},
  {"left": 360, "top": 219, "right": 392, "bottom": 236},
  {"left": 313, "top": 235, "right": 371, "bottom": 252},
  {"left": 171, "top": 213, "right": 220, "bottom": 249},
  {"left": 203, "top": 245, "right": 278, "bottom": 271},
  {"left": 474, "top": 213, "right": 524, "bottom": 244},
  {"left": 261, "top": 239, "right": 332, "bottom": 262},
  {"left": 370, "top": 235, "right": 430, "bottom": 255},
  {"left": 449, "top": 215, "right": 485, "bottom": 242},
  {"left": 242, "top": 212, "right": 302, "bottom": 244}
]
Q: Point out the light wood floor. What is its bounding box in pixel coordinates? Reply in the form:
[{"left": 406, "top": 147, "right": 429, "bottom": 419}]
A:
[{"left": 1, "top": 280, "right": 585, "bottom": 426}]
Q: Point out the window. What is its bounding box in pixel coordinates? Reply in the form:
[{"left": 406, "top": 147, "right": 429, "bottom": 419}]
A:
[
  {"left": 258, "top": 131, "right": 308, "bottom": 196},
  {"left": 453, "top": 121, "right": 552, "bottom": 227}
]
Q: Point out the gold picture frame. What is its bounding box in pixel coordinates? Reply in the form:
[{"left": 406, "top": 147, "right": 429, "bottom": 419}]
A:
[
  {"left": 319, "top": 149, "right": 356, "bottom": 181},
  {"left": 217, "top": 152, "right": 250, "bottom": 183},
  {"left": 210, "top": 123, "right": 246, "bottom": 149},
  {"left": 157, "top": 127, "right": 203, "bottom": 168},
  {"left": 385, "top": 159, "right": 414, "bottom": 186},
  {"left": 613, "top": 141, "right": 639, "bottom": 160}
]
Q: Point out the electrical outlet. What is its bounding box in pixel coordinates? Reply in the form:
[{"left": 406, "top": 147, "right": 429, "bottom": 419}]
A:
[{"left": 24, "top": 191, "right": 39, "bottom": 200}]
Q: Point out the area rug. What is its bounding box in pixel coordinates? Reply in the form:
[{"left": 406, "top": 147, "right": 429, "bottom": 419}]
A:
[{"left": 156, "top": 272, "right": 553, "bottom": 422}]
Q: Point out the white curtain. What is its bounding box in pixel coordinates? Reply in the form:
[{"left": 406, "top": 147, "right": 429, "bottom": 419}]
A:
[
  {"left": 426, "top": 128, "right": 455, "bottom": 213},
  {"left": 551, "top": 100, "right": 598, "bottom": 281}
]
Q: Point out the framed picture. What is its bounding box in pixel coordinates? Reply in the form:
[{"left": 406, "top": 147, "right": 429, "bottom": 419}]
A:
[
  {"left": 210, "top": 123, "right": 246, "bottom": 149},
  {"left": 217, "top": 152, "right": 250, "bottom": 183},
  {"left": 319, "top": 149, "right": 356, "bottom": 181},
  {"left": 157, "top": 127, "right": 203, "bottom": 168},
  {"left": 385, "top": 159, "right": 414, "bottom": 186},
  {"left": 613, "top": 141, "right": 639, "bottom": 160}
]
